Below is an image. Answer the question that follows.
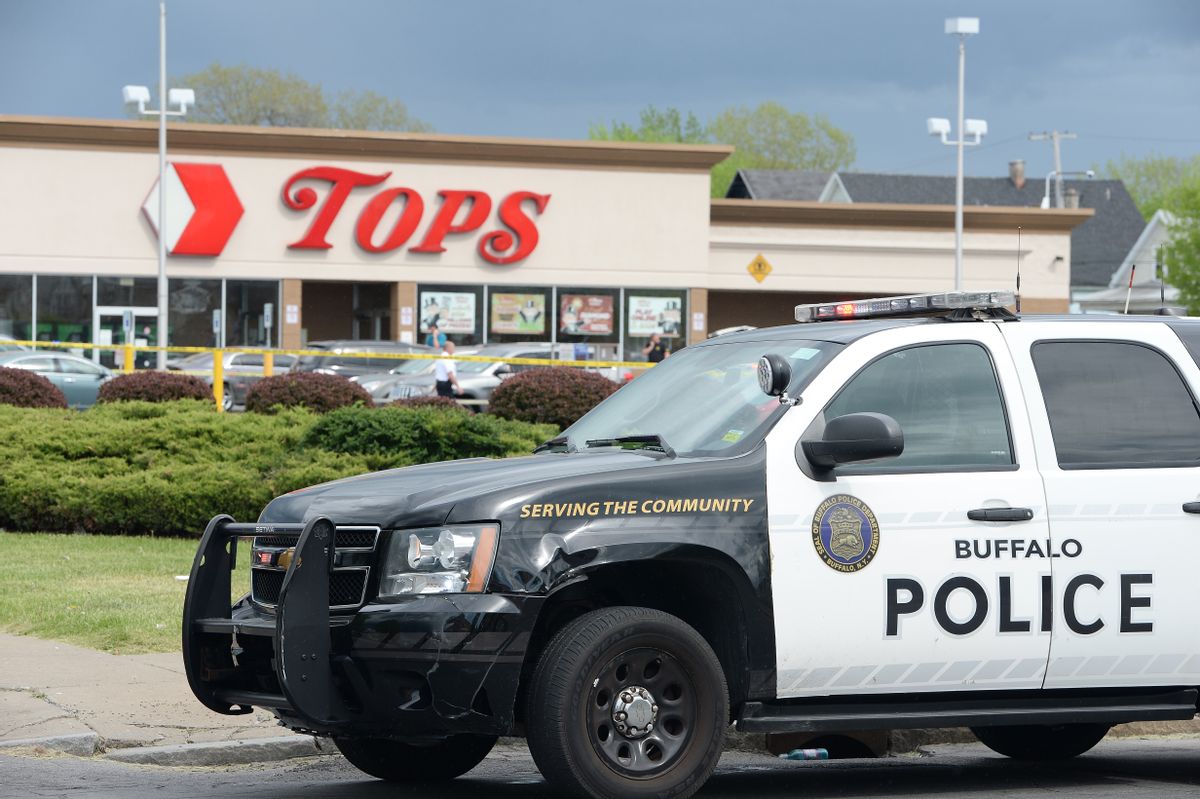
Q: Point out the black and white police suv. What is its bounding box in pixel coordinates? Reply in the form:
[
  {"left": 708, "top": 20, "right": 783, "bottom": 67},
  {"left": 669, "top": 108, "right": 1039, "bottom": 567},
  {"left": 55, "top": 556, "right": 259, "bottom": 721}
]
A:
[{"left": 184, "top": 290, "right": 1200, "bottom": 798}]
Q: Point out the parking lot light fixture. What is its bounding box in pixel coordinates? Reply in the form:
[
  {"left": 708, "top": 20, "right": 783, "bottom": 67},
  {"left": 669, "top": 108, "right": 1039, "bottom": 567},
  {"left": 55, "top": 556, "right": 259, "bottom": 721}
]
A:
[
  {"left": 120, "top": 3, "right": 194, "bottom": 370},
  {"left": 926, "top": 17, "right": 984, "bottom": 291}
]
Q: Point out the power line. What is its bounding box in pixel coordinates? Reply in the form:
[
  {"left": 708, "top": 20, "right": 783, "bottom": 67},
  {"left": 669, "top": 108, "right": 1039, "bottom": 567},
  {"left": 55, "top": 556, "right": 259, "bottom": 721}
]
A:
[{"left": 1076, "top": 132, "right": 1200, "bottom": 144}]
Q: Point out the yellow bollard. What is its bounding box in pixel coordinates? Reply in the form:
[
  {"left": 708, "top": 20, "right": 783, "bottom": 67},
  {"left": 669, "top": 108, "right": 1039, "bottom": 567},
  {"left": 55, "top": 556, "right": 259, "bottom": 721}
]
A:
[
  {"left": 212, "top": 349, "right": 225, "bottom": 413},
  {"left": 263, "top": 352, "right": 274, "bottom": 377},
  {"left": 123, "top": 346, "right": 135, "bottom": 373}
]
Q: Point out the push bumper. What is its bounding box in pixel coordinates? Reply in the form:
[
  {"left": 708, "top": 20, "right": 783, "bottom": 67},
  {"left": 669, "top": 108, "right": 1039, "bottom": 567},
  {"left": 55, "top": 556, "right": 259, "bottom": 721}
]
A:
[{"left": 182, "top": 515, "right": 541, "bottom": 738}]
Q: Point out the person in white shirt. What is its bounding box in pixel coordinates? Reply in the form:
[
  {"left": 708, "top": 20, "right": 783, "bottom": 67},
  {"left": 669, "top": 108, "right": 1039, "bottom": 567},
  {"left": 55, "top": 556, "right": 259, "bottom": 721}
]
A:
[{"left": 434, "top": 341, "right": 462, "bottom": 397}]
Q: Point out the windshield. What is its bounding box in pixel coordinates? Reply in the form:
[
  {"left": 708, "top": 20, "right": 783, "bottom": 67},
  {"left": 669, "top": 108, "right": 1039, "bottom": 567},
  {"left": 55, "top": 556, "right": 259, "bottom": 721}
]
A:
[
  {"left": 392, "top": 359, "right": 435, "bottom": 375},
  {"left": 458, "top": 358, "right": 498, "bottom": 374},
  {"left": 562, "top": 339, "right": 840, "bottom": 457}
]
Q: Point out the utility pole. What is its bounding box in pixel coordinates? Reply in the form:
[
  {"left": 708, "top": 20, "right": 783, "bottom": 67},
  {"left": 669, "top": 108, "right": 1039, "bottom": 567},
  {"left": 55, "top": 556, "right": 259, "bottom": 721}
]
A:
[{"left": 1029, "top": 131, "right": 1078, "bottom": 208}]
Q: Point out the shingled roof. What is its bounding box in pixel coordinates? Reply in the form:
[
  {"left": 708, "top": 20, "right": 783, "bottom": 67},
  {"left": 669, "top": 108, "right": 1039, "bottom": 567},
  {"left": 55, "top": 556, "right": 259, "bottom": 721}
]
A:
[
  {"left": 726, "top": 169, "right": 832, "bottom": 201},
  {"left": 729, "top": 169, "right": 1147, "bottom": 289}
]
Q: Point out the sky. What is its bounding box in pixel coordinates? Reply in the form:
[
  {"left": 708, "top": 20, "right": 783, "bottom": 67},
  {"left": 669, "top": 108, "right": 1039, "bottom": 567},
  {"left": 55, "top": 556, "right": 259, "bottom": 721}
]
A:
[{"left": 2, "top": 0, "right": 1198, "bottom": 180}]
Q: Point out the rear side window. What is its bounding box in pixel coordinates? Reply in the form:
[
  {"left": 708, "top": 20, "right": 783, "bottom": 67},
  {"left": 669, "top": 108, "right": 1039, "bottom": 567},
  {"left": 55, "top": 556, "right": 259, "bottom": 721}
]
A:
[
  {"left": 824, "top": 342, "right": 1013, "bottom": 471},
  {"left": 1031, "top": 341, "right": 1200, "bottom": 468}
]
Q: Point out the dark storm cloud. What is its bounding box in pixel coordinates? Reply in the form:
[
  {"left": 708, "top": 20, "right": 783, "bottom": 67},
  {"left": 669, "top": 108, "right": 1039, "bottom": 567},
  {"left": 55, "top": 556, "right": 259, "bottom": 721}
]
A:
[{"left": 1, "top": 0, "right": 1197, "bottom": 177}]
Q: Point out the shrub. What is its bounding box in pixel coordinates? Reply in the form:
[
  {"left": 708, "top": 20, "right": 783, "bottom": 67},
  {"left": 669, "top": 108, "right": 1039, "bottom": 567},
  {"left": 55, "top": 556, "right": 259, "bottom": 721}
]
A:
[
  {"left": 389, "top": 395, "right": 469, "bottom": 413},
  {"left": 488, "top": 368, "right": 617, "bottom": 428},
  {"left": 0, "top": 401, "right": 557, "bottom": 535},
  {"left": 306, "top": 405, "right": 557, "bottom": 467},
  {"left": 246, "top": 372, "right": 371, "bottom": 414},
  {"left": 0, "top": 367, "right": 68, "bottom": 409},
  {"left": 97, "top": 370, "right": 211, "bottom": 403}
]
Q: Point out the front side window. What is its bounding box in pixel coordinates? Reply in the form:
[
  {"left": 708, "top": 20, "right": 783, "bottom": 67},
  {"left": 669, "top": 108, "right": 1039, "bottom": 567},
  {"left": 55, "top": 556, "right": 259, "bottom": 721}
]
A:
[
  {"left": 1032, "top": 341, "right": 1200, "bottom": 468},
  {"left": 563, "top": 339, "right": 840, "bottom": 457},
  {"left": 823, "top": 343, "right": 1013, "bottom": 471}
]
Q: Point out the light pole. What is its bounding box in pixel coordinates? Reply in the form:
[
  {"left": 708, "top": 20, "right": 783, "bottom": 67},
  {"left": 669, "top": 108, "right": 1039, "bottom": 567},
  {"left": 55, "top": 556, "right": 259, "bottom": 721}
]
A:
[
  {"left": 122, "top": 2, "right": 194, "bottom": 370},
  {"left": 1040, "top": 169, "right": 1094, "bottom": 209},
  {"left": 926, "top": 17, "right": 984, "bottom": 291}
]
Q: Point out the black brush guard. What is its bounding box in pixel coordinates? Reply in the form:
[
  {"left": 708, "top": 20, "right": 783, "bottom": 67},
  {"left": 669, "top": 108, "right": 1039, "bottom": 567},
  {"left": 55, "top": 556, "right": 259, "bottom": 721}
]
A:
[{"left": 183, "top": 514, "right": 353, "bottom": 728}]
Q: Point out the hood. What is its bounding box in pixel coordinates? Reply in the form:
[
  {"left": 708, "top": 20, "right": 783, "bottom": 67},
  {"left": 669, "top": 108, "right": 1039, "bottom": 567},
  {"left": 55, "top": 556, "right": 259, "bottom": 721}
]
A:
[{"left": 258, "top": 450, "right": 673, "bottom": 529}]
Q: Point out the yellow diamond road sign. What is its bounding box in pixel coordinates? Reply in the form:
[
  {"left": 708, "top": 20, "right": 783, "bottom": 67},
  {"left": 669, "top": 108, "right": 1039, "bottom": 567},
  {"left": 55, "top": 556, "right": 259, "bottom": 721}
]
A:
[{"left": 747, "top": 254, "right": 773, "bottom": 283}]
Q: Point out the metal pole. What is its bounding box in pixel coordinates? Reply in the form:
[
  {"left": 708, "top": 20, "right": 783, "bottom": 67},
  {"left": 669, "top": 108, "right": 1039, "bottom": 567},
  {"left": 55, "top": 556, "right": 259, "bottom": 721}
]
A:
[
  {"left": 954, "top": 35, "right": 965, "bottom": 291},
  {"left": 156, "top": 2, "right": 168, "bottom": 369},
  {"left": 1052, "top": 132, "right": 1065, "bottom": 209}
]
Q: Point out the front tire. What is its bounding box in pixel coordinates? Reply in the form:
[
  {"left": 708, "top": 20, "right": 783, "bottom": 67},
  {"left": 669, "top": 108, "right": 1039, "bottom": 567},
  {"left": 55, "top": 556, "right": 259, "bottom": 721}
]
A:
[
  {"left": 971, "top": 723, "right": 1110, "bottom": 760},
  {"left": 333, "top": 733, "right": 497, "bottom": 782},
  {"left": 526, "top": 606, "right": 728, "bottom": 799}
]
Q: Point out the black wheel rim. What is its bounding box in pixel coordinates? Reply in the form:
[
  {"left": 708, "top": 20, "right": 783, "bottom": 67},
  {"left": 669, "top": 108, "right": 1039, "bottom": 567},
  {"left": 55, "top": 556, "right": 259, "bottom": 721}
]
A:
[{"left": 586, "top": 646, "right": 696, "bottom": 778}]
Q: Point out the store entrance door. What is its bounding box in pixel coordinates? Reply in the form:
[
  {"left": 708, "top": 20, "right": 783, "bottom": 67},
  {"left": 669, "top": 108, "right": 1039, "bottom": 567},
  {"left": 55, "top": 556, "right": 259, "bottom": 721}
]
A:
[{"left": 94, "top": 305, "right": 159, "bottom": 369}]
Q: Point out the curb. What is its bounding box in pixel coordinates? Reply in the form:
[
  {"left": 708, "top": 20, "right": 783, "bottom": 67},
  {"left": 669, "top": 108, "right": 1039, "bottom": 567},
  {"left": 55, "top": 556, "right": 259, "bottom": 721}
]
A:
[
  {"left": 103, "top": 735, "right": 330, "bottom": 767},
  {"left": 0, "top": 732, "right": 101, "bottom": 757}
]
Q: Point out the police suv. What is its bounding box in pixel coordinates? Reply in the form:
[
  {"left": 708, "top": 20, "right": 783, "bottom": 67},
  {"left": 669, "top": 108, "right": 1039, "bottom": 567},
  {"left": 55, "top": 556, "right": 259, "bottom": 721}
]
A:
[{"left": 184, "top": 291, "right": 1200, "bottom": 798}]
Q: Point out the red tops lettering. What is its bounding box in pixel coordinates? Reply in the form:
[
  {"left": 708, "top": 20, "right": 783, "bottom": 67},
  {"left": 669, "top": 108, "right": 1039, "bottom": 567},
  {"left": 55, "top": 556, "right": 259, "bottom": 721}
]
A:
[{"left": 282, "top": 167, "right": 550, "bottom": 265}]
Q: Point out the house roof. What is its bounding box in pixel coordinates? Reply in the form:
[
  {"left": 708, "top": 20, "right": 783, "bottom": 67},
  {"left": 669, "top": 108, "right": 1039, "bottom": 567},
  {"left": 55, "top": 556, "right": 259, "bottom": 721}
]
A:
[
  {"left": 726, "top": 169, "right": 832, "bottom": 200},
  {"left": 730, "top": 170, "right": 1148, "bottom": 289}
]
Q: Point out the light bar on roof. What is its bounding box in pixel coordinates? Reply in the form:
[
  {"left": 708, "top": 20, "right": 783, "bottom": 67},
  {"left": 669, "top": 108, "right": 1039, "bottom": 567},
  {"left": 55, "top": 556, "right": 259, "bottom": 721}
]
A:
[{"left": 795, "top": 290, "right": 1016, "bottom": 323}]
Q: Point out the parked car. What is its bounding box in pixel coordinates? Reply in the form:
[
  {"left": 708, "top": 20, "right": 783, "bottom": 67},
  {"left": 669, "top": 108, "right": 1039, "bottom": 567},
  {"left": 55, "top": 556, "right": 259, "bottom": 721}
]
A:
[
  {"left": 291, "top": 340, "right": 436, "bottom": 381},
  {"left": 0, "top": 350, "right": 112, "bottom": 408},
  {"left": 167, "top": 351, "right": 298, "bottom": 411},
  {"left": 361, "top": 343, "right": 558, "bottom": 406},
  {"left": 355, "top": 349, "right": 478, "bottom": 404},
  {"left": 0, "top": 337, "right": 28, "bottom": 351}
]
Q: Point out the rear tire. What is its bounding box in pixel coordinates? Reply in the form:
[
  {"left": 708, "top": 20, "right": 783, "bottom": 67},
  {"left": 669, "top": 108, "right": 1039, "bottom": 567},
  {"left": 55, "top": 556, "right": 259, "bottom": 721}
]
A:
[
  {"left": 971, "top": 723, "right": 1110, "bottom": 760},
  {"left": 333, "top": 733, "right": 496, "bottom": 782},
  {"left": 526, "top": 606, "right": 728, "bottom": 799},
  {"left": 221, "top": 383, "right": 233, "bottom": 412}
]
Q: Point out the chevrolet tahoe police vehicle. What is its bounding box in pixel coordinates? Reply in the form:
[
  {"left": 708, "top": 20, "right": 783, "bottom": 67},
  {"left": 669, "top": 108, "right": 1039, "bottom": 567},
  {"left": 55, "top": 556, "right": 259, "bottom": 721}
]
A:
[{"left": 184, "top": 290, "right": 1200, "bottom": 799}]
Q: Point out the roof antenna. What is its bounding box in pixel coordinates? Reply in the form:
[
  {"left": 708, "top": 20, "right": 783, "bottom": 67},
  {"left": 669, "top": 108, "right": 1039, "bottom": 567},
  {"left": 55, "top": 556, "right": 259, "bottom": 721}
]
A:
[
  {"left": 1157, "top": 245, "right": 1165, "bottom": 307},
  {"left": 1123, "top": 263, "right": 1136, "bottom": 315},
  {"left": 1014, "top": 226, "right": 1022, "bottom": 315}
]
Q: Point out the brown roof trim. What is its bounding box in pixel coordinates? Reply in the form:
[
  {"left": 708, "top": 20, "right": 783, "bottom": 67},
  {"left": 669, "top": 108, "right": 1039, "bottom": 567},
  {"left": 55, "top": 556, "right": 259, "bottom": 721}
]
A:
[
  {"left": 711, "top": 198, "right": 1093, "bottom": 232},
  {"left": 0, "top": 115, "right": 733, "bottom": 171}
]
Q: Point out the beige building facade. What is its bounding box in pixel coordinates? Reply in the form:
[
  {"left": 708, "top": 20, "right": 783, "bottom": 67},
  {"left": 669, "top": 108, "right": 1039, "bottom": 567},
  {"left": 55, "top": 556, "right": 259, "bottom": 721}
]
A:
[{"left": 0, "top": 116, "right": 1090, "bottom": 365}]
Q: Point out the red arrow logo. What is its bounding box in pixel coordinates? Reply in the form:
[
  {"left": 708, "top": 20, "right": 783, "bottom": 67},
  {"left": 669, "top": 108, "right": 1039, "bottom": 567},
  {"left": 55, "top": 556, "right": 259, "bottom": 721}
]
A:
[{"left": 142, "top": 163, "right": 244, "bottom": 256}]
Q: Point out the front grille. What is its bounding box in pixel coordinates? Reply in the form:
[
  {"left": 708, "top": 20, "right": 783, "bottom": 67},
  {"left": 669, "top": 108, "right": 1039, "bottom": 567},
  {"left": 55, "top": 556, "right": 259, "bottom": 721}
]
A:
[
  {"left": 251, "top": 568, "right": 367, "bottom": 608},
  {"left": 250, "top": 524, "right": 379, "bottom": 611}
]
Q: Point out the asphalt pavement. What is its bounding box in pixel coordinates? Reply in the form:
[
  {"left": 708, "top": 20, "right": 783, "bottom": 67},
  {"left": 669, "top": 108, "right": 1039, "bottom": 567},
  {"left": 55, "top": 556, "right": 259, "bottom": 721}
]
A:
[{"left": 4, "top": 739, "right": 1200, "bottom": 799}]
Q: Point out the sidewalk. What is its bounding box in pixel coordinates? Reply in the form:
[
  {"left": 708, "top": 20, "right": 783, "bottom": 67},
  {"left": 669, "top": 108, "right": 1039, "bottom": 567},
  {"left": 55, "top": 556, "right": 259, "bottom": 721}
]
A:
[{"left": 0, "top": 632, "right": 321, "bottom": 764}]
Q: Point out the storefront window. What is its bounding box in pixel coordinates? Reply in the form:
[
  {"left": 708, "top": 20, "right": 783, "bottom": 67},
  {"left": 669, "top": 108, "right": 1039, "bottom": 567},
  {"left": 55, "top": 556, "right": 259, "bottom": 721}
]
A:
[
  {"left": 557, "top": 286, "right": 620, "bottom": 361},
  {"left": 487, "top": 285, "right": 551, "bottom": 345},
  {"left": 417, "top": 283, "right": 483, "bottom": 346},
  {"left": 0, "top": 275, "right": 32, "bottom": 341},
  {"left": 226, "top": 280, "right": 279, "bottom": 347},
  {"left": 624, "top": 289, "right": 687, "bottom": 362},
  {"left": 352, "top": 283, "right": 392, "bottom": 341},
  {"left": 97, "top": 276, "right": 156, "bottom": 307},
  {"left": 169, "top": 278, "right": 222, "bottom": 347},
  {"left": 36, "top": 275, "right": 92, "bottom": 349}
]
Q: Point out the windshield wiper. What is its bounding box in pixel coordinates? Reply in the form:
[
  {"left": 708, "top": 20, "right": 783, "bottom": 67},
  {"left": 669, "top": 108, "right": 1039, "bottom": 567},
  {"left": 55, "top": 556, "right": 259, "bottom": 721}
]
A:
[
  {"left": 584, "top": 434, "right": 676, "bottom": 458},
  {"left": 534, "top": 435, "right": 577, "bottom": 454}
]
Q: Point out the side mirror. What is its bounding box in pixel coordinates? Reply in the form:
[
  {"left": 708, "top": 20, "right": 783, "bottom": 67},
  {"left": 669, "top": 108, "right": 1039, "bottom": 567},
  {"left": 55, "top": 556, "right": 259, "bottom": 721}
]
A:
[
  {"left": 757, "top": 354, "right": 791, "bottom": 396},
  {"left": 802, "top": 412, "right": 904, "bottom": 468},
  {"left": 494, "top": 364, "right": 513, "bottom": 377}
]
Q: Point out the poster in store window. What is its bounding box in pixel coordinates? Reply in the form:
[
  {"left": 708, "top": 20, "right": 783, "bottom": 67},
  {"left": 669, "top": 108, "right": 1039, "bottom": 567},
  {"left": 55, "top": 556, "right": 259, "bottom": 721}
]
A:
[
  {"left": 490, "top": 293, "right": 546, "bottom": 334},
  {"left": 419, "top": 292, "right": 476, "bottom": 334},
  {"left": 628, "top": 295, "right": 683, "bottom": 338},
  {"left": 559, "top": 294, "right": 614, "bottom": 335}
]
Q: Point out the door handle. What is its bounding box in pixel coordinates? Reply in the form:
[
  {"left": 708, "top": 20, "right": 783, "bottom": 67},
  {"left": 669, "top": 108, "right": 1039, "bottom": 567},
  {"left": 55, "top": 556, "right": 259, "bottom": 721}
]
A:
[
  {"left": 1183, "top": 502, "right": 1200, "bottom": 514},
  {"left": 967, "top": 507, "right": 1034, "bottom": 522}
]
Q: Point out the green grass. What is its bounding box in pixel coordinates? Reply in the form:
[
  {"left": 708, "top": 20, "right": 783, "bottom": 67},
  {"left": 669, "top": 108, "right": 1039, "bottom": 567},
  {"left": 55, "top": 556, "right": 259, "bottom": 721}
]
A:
[{"left": 0, "top": 532, "right": 250, "bottom": 654}]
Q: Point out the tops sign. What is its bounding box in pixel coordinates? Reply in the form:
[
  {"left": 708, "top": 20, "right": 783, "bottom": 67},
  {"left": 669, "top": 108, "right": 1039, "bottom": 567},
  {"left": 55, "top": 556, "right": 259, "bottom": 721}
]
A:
[{"left": 282, "top": 167, "right": 551, "bottom": 265}]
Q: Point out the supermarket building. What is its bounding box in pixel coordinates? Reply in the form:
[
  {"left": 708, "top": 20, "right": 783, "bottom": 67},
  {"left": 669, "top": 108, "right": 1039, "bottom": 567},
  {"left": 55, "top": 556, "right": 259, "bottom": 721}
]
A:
[{"left": 0, "top": 116, "right": 1090, "bottom": 364}]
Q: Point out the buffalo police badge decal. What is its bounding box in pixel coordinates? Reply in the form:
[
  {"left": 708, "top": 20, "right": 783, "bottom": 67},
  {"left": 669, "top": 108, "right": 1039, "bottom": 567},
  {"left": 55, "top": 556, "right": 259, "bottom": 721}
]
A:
[{"left": 812, "top": 494, "right": 879, "bottom": 572}]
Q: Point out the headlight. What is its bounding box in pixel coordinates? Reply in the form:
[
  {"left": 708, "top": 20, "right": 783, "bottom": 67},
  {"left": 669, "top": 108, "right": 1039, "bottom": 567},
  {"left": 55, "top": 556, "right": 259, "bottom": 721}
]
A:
[
  {"left": 378, "top": 524, "right": 499, "bottom": 596},
  {"left": 360, "top": 379, "right": 384, "bottom": 393}
]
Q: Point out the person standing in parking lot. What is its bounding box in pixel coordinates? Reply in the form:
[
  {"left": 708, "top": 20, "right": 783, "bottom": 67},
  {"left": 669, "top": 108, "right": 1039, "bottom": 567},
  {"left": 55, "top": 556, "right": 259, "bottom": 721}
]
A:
[
  {"left": 425, "top": 324, "right": 447, "bottom": 349},
  {"left": 642, "top": 332, "right": 669, "bottom": 363},
  {"left": 434, "top": 341, "right": 462, "bottom": 397}
]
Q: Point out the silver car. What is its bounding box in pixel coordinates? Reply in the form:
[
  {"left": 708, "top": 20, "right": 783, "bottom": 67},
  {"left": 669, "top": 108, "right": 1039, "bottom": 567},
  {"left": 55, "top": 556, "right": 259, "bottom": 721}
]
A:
[
  {"left": 362, "top": 344, "right": 560, "bottom": 406},
  {"left": 0, "top": 350, "right": 112, "bottom": 408},
  {"left": 167, "top": 351, "right": 298, "bottom": 411}
]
